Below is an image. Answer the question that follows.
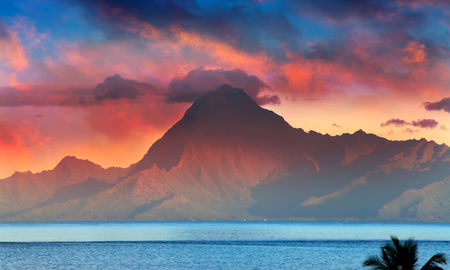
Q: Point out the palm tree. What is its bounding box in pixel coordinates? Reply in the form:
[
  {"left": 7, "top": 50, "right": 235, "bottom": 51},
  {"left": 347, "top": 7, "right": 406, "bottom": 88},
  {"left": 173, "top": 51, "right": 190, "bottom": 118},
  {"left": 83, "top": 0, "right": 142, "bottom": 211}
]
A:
[{"left": 363, "top": 236, "right": 447, "bottom": 270}]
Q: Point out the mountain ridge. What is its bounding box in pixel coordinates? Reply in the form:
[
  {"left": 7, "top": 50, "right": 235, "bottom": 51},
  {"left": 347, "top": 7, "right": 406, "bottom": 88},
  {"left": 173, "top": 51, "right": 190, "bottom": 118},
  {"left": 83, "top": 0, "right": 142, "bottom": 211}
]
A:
[{"left": 1, "top": 85, "right": 449, "bottom": 221}]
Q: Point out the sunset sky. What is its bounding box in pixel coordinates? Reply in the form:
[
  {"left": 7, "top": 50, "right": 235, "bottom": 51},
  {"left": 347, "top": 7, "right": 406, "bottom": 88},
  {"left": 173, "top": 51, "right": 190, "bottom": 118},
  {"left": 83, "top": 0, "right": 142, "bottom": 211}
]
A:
[{"left": 0, "top": 0, "right": 449, "bottom": 178}]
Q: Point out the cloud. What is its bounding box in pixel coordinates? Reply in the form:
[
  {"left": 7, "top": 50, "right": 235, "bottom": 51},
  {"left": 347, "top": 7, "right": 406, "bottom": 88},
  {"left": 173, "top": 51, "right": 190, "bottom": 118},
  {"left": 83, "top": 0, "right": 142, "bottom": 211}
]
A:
[
  {"left": 0, "top": 70, "right": 278, "bottom": 108},
  {"left": 441, "top": 125, "right": 448, "bottom": 131},
  {"left": 0, "top": 86, "right": 89, "bottom": 106},
  {"left": 93, "top": 74, "right": 157, "bottom": 101},
  {"left": 0, "top": 75, "right": 159, "bottom": 107},
  {"left": 0, "top": 20, "right": 28, "bottom": 85},
  {"left": 381, "top": 118, "right": 408, "bottom": 127},
  {"left": 398, "top": 0, "right": 450, "bottom": 8},
  {"left": 381, "top": 118, "right": 439, "bottom": 129},
  {"left": 0, "top": 119, "right": 49, "bottom": 153},
  {"left": 293, "top": 0, "right": 425, "bottom": 25},
  {"left": 424, "top": 97, "right": 450, "bottom": 113},
  {"left": 84, "top": 96, "right": 184, "bottom": 139},
  {"left": 71, "top": 0, "right": 432, "bottom": 58},
  {"left": 167, "top": 67, "right": 280, "bottom": 105},
  {"left": 299, "top": 31, "right": 449, "bottom": 96},
  {"left": 0, "top": 119, "right": 51, "bottom": 176},
  {"left": 332, "top": 123, "right": 341, "bottom": 128},
  {"left": 0, "top": 74, "right": 186, "bottom": 140},
  {"left": 70, "top": 0, "right": 300, "bottom": 56},
  {"left": 403, "top": 41, "right": 426, "bottom": 63},
  {"left": 8, "top": 0, "right": 448, "bottom": 102},
  {"left": 411, "top": 119, "right": 438, "bottom": 128}
]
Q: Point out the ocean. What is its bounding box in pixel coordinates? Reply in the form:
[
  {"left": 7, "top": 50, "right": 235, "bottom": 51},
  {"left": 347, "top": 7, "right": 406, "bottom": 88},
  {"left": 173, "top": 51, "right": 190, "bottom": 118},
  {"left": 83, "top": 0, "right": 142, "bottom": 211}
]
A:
[{"left": 0, "top": 221, "right": 449, "bottom": 269}]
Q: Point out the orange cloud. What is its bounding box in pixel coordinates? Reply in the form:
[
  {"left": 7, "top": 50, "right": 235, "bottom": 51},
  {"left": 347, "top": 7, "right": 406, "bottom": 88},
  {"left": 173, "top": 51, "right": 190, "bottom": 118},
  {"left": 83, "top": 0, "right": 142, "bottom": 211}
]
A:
[
  {"left": 403, "top": 41, "right": 426, "bottom": 64},
  {"left": 123, "top": 17, "right": 163, "bottom": 40},
  {"left": 170, "top": 26, "right": 271, "bottom": 76},
  {"left": 278, "top": 57, "right": 354, "bottom": 97},
  {"left": 276, "top": 35, "right": 447, "bottom": 100}
]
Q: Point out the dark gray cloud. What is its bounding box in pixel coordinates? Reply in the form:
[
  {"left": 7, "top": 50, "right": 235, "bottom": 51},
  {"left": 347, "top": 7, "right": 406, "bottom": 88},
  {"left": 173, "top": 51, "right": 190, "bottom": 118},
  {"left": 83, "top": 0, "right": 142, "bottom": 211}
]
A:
[
  {"left": 167, "top": 68, "right": 280, "bottom": 105},
  {"left": 424, "top": 97, "right": 450, "bottom": 113},
  {"left": 94, "top": 74, "right": 156, "bottom": 101}
]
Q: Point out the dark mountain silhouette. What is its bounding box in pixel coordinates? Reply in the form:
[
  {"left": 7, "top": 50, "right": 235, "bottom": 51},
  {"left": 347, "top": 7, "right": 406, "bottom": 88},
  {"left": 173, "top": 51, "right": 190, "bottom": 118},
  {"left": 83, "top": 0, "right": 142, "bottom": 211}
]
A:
[
  {"left": 1, "top": 85, "right": 449, "bottom": 221},
  {"left": 131, "top": 84, "right": 301, "bottom": 173}
]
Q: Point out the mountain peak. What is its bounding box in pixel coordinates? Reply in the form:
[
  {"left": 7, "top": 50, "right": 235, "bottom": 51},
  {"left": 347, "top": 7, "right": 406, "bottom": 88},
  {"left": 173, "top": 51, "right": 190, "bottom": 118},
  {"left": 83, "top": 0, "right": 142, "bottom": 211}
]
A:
[
  {"left": 354, "top": 129, "right": 366, "bottom": 135},
  {"left": 210, "top": 84, "right": 250, "bottom": 98},
  {"left": 132, "top": 84, "right": 293, "bottom": 173},
  {"left": 185, "top": 84, "right": 256, "bottom": 115},
  {"left": 212, "top": 84, "right": 245, "bottom": 95},
  {"left": 55, "top": 156, "right": 81, "bottom": 167},
  {"left": 54, "top": 156, "right": 102, "bottom": 172}
]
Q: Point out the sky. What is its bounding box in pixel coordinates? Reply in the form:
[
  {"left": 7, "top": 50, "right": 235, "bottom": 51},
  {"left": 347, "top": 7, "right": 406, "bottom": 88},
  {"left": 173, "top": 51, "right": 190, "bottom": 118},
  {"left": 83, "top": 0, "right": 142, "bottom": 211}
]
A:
[{"left": 0, "top": 0, "right": 449, "bottom": 178}]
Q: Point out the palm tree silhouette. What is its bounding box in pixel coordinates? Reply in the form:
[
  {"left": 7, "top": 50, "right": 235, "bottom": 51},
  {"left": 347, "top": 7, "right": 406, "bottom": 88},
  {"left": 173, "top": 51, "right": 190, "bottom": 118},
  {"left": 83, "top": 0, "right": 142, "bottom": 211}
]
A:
[{"left": 363, "top": 236, "right": 447, "bottom": 270}]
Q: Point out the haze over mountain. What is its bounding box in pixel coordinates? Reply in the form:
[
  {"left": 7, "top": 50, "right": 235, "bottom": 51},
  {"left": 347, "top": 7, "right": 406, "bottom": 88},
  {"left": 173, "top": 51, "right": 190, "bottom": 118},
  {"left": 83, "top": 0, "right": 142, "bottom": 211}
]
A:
[{"left": 1, "top": 85, "right": 449, "bottom": 221}]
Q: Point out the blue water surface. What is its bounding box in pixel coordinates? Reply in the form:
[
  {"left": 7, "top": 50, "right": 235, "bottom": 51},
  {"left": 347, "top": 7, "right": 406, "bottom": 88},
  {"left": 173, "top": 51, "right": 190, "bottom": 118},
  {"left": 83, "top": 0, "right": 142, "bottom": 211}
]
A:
[{"left": 0, "top": 222, "right": 449, "bottom": 269}]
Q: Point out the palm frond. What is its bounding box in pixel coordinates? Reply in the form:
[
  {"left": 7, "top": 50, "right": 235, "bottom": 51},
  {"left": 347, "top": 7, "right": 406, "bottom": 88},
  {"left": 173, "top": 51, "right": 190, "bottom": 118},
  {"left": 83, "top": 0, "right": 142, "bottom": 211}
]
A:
[
  {"left": 364, "top": 255, "right": 387, "bottom": 270},
  {"left": 364, "top": 236, "right": 446, "bottom": 270},
  {"left": 400, "top": 238, "right": 418, "bottom": 269},
  {"left": 421, "top": 253, "right": 447, "bottom": 270}
]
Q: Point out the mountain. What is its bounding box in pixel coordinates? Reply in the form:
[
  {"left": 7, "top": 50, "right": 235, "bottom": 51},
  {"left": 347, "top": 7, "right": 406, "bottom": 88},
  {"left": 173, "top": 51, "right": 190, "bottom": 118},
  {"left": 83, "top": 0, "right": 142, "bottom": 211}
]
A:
[
  {"left": 0, "top": 156, "right": 127, "bottom": 218},
  {"left": 378, "top": 175, "right": 450, "bottom": 222},
  {"left": 1, "top": 85, "right": 449, "bottom": 221}
]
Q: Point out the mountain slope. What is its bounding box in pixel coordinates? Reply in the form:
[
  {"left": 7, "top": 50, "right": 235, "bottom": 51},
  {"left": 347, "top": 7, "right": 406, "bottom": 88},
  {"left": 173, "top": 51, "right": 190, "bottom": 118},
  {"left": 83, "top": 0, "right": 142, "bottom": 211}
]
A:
[{"left": 378, "top": 175, "right": 450, "bottom": 222}]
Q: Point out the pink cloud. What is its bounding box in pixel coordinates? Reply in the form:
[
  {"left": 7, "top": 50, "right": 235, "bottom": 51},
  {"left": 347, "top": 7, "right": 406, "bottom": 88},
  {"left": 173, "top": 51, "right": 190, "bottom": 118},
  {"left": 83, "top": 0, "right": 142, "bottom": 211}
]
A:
[{"left": 0, "top": 20, "right": 28, "bottom": 86}]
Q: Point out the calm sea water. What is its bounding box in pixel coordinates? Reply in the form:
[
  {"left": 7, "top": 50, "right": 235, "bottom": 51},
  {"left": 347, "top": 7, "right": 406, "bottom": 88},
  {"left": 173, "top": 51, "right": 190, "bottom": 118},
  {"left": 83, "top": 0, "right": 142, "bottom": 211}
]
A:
[{"left": 0, "top": 222, "right": 449, "bottom": 269}]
